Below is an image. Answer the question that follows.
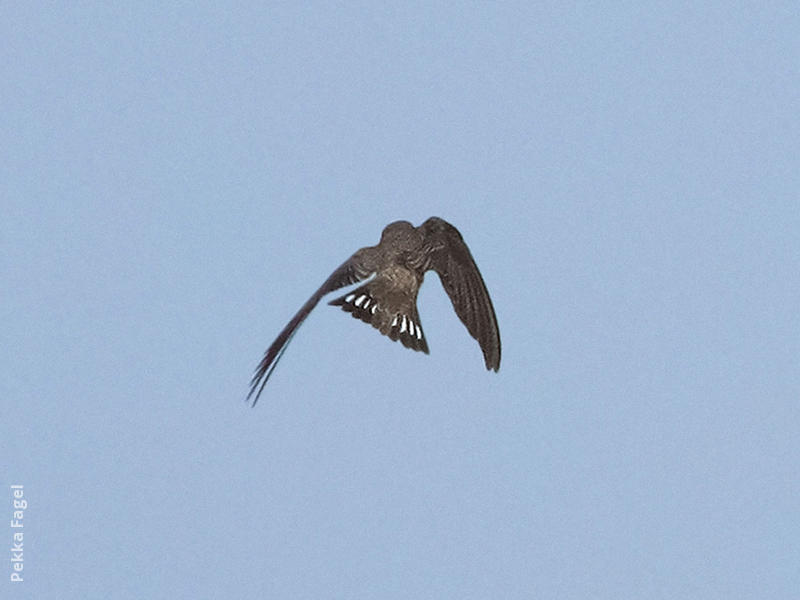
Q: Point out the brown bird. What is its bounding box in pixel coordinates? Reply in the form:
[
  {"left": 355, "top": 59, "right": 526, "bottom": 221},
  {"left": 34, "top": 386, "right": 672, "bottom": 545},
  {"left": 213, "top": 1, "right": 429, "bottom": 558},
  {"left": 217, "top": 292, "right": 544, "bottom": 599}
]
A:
[{"left": 248, "top": 217, "right": 500, "bottom": 405}]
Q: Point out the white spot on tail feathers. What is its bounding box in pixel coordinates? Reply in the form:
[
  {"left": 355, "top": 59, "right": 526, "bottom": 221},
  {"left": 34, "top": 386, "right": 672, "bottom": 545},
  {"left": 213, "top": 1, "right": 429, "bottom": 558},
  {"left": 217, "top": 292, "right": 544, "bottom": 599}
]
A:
[
  {"left": 400, "top": 315, "right": 407, "bottom": 333},
  {"left": 355, "top": 295, "right": 366, "bottom": 307},
  {"left": 391, "top": 315, "right": 398, "bottom": 327},
  {"left": 345, "top": 293, "right": 356, "bottom": 302},
  {"left": 370, "top": 304, "right": 377, "bottom": 314},
  {"left": 408, "top": 321, "right": 415, "bottom": 336},
  {"left": 416, "top": 326, "right": 423, "bottom": 340},
  {"left": 363, "top": 298, "right": 370, "bottom": 308}
]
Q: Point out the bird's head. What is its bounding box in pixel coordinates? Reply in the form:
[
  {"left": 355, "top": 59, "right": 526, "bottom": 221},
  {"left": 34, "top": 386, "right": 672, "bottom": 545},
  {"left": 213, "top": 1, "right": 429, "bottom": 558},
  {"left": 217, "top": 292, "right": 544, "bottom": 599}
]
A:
[{"left": 380, "top": 220, "right": 415, "bottom": 242}]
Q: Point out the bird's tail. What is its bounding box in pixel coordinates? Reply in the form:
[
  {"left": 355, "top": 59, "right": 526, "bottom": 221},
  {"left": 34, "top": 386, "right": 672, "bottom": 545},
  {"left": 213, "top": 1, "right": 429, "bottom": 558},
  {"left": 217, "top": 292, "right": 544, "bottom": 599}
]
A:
[{"left": 329, "top": 284, "right": 429, "bottom": 354}]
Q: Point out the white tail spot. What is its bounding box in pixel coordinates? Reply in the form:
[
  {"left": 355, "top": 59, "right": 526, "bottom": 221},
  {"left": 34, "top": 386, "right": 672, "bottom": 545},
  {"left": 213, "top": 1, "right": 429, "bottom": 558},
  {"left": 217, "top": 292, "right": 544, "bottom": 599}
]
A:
[
  {"left": 400, "top": 316, "right": 407, "bottom": 333},
  {"left": 355, "top": 295, "right": 366, "bottom": 307},
  {"left": 416, "top": 326, "right": 423, "bottom": 340},
  {"left": 345, "top": 293, "right": 356, "bottom": 302},
  {"left": 391, "top": 315, "right": 398, "bottom": 327},
  {"left": 371, "top": 304, "right": 378, "bottom": 314}
]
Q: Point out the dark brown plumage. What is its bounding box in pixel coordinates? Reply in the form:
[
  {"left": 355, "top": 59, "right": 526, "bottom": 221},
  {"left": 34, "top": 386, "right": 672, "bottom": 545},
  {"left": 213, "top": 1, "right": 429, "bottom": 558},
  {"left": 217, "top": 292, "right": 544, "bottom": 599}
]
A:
[{"left": 247, "top": 217, "right": 500, "bottom": 405}]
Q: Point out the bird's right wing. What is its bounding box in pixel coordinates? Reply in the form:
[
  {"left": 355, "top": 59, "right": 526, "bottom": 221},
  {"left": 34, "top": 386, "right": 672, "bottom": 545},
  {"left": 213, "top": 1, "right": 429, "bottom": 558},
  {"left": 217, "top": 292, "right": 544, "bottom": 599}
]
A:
[
  {"left": 420, "top": 218, "right": 501, "bottom": 371},
  {"left": 247, "top": 250, "right": 374, "bottom": 405}
]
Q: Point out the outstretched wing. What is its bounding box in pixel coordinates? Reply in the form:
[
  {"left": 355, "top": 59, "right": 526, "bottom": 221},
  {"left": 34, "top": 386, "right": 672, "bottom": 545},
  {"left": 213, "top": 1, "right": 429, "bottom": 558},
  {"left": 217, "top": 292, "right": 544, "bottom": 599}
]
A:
[
  {"left": 420, "top": 217, "right": 501, "bottom": 371},
  {"left": 248, "top": 249, "right": 375, "bottom": 405}
]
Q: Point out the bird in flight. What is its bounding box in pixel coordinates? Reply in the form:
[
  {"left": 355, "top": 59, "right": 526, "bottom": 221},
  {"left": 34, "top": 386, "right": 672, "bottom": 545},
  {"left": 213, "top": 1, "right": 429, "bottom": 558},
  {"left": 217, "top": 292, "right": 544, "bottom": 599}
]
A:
[{"left": 248, "top": 217, "right": 500, "bottom": 405}]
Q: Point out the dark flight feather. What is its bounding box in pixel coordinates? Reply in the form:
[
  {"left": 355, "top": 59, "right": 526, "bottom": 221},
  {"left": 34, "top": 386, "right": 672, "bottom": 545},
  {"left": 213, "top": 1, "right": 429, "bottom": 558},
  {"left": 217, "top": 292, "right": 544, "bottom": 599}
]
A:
[
  {"left": 419, "top": 217, "right": 501, "bottom": 371},
  {"left": 246, "top": 257, "right": 372, "bottom": 405}
]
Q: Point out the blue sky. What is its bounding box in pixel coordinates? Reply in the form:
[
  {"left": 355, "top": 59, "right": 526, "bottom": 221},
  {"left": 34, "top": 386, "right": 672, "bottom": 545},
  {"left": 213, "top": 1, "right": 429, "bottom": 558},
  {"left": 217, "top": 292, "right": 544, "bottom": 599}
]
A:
[{"left": 3, "top": 3, "right": 799, "bottom": 598}]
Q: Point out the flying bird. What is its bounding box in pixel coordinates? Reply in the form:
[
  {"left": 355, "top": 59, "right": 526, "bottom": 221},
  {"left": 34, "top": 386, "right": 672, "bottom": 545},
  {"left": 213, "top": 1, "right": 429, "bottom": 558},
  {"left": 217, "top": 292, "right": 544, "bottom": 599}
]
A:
[{"left": 248, "top": 217, "right": 500, "bottom": 405}]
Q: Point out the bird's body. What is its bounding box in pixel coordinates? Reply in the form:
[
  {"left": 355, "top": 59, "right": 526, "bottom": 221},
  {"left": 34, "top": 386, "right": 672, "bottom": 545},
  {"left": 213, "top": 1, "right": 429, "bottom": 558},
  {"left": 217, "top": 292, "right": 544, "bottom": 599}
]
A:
[{"left": 248, "top": 217, "right": 500, "bottom": 405}]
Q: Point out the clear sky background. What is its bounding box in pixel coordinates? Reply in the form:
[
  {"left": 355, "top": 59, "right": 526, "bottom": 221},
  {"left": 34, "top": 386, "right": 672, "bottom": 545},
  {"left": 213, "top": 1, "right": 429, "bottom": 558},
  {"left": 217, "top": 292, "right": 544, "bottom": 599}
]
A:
[{"left": 3, "top": 3, "right": 799, "bottom": 599}]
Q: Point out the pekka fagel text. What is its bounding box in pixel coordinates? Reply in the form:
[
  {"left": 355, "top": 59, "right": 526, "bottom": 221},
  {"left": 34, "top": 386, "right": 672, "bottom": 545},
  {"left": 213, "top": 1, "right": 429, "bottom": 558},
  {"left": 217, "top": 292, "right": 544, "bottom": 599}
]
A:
[{"left": 10, "top": 485, "right": 25, "bottom": 583}]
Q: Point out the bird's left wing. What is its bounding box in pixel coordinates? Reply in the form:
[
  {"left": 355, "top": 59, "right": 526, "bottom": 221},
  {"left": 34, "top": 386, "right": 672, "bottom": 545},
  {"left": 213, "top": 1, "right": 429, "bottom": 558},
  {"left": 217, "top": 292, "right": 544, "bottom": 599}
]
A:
[
  {"left": 420, "top": 218, "right": 501, "bottom": 371},
  {"left": 248, "top": 249, "right": 374, "bottom": 405}
]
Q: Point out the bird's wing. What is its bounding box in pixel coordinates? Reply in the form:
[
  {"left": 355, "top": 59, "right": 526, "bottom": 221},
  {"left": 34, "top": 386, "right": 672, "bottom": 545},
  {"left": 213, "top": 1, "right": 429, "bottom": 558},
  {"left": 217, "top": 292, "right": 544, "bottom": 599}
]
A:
[
  {"left": 248, "top": 249, "right": 374, "bottom": 405},
  {"left": 421, "top": 218, "right": 501, "bottom": 371}
]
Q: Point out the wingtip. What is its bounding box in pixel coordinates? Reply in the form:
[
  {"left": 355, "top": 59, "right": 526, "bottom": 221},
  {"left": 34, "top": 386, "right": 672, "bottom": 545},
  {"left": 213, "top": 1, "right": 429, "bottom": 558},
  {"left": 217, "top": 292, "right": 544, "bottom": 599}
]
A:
[{"left": 246, "top": 383, "right": 262, "bottom": 408}]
